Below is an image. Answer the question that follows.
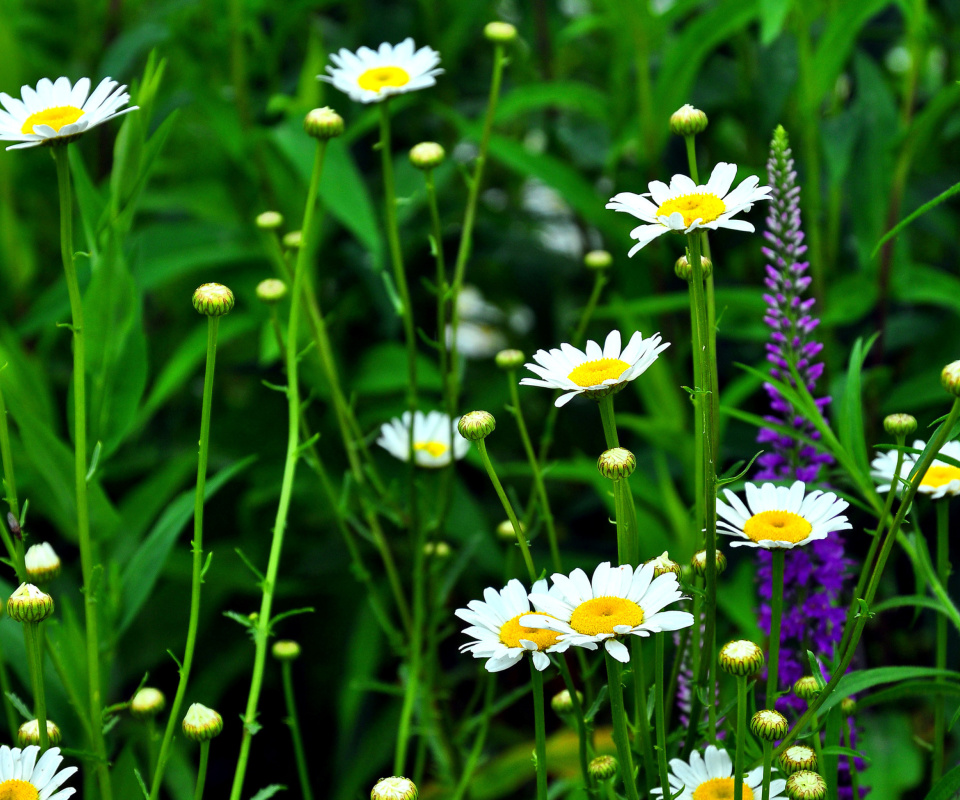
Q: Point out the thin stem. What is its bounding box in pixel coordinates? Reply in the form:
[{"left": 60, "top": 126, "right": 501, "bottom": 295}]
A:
[
  {"left": 24, "top": 622, "right": 49, "bottom": 751},
  {"left": 631, "top": 639, "right": 656, "bottom": 793},
  {"left": 842, "top": 718, "right": 861, "bottom": 799},
  {"left": 146, "top": 719, "right": 158, "bottom": 775},
  {"left": 229, "top": 140, "right": 328, "bottom": 800},
  {"left": 598, "top": 395, "right": 620, "bottom": 448},
  {"left": 766, "top": 551, "right": 785, "bottom": 709},
  {"left": 654, "top": 635, "right": 671, "bottom": 795},
  {"left": 733, "top": 676, "right": 747, "bottom": 800},
  {"left": 531, "top": 662, "right": 548, "bottom": 800},
  {"left": 44, "top": 634, "right": 93, "bottom": 741},
  {"left": 53, "top": 146, "right": 111, "bottom": 800},
  {"left": 0, "top": 377, "right": 24, "bottom": 578},
  {"left": 194, "top": 740, "right": 210, "bottom": 800},
  {"left": 0, "top": 636, "right": 20, "bottom": 741},
  {"left": 149, "top": 314, "right": 221, "bottom": 800},
  {"left": 598, "top": 396, "right": 639, "bottom": 565},
  {"left": 557, "top": 655, "right": 597, "bottom": 799},
  {"left": 450, "top": 674, "right": 495, "bottom": 800},
  {"left": 933, "top": 500, "right": 948, "bottom": 783},
  {"left": 605, "top": 653, "right": 642, "bottom": 800},
  {"left": 760, "top": 742, "right": 773, "bottom": 800},
  {"left": 281, "top": 662, "right": 313, "bottom": 800},
  {"left": 476, "top": 439, "right": 537, "bottom": 582}
]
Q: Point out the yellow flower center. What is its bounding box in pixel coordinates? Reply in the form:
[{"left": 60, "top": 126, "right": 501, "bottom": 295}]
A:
[
  {"left": 413, "top": 440, "right": 448, "bottom": 458},
  {"left": 742, "top": 510, "right": 813, "bottom": 544},
  {"left": 920, "top": 465, "right": 960, "bottom": 488},
  {"left": 692, "top": 778, "right": 754, "bottom": 800},
  {"left": 499, "top": 613, "right": 561, "bottom": 650},
  {"left": 657, "top": 192, "right": 726, "bottom": 227},
  {"left": 0, "top": 780, "right": 39, "bottom": 800},
  {"left": 358, "top": 66, "right": 411, "bottom": 92},
  {"left": 567, "top": 358, "right": 631, "bottom": 388},
  {"left": 569, "top": 596, "right": 644, "bottom": 636},
  {"left": 20, "top": 105, "right": 84, "bottom": 134}
]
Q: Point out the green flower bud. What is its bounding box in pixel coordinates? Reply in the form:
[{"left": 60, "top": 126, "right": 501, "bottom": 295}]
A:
[
  {"left": 304, "top": 107, "right": 344, "bottom": 140},
  {"left": 550, "top": 689, "right": 582, "bottom": 715},
  {"left": 283, "top": 231, "right": 303, "bottom": 250},
  {"left": 669, "top": 104, "right": 708, "bottom": 137},
  {"left": 883, "top": 413, "right": 917, "bottom": 437},
  {"left": 645, "top": 551, "right": 681, "bottom": 578},
  {"left": 496, "top": 519, "right": 524, "bottom": 541},
  {"left": 597, "top": 448, "right": 636, "bottom": 480},
  {"left": 458, "top": 411, "right": 496, "bottom": 441},
  {"left": 691, "top": 549, "right": 726, "bottom": 578},
  {"left": 840, "top": 697, "right": 856, "bottom": 717},
  {"left": 584, "top": 250, "right": 613, "bottom": 270},
  {"left": 778, "top": 744, "right": 818, "bottom": 775},
  {"left": 192, "top": 283, "right": 235, "bottom": 317},
  {"left": 674, "top": 254, "right": 713, "bottom": 282},
  {"left": 272, "top": 640, "right": 302, "bottom": 661},
  {"left": 409, "top": 142, "right": 445, "bottom": 170},
  {"left": 182, "top": 703, "right": 223, "bottom": 742},
  {"left": 7, "top": 583, "right": 54, "bottom": 623},
  {"left": 484, "top": 21, "right": 517, "bottom": 43},
  {"left": 719, "top": 639, "right": 765, "bottom": 677},
  {"left": 131, "top": 687, "right": 166, "bottom": 719},
  {"left": 18, "top": 719, "right": 61, "bottom": 747},
  {"left": 371, "top": 776, "right": 418, "bottom": 800},
  {"left": 785, "top": 770, "right": 827, "bottom": 800},
  {"left": 256, "top": 278, "right": 288, "bottom": 305},
  {"left": 423, "top": 541, "right": 451, "bottom": 559},
  {"left": 750, "top": 709, "right": 788, "bottom": 742},
  {"left": 588, "top": 755, "right": 618, "bottom": 781},
  {"left": 495, "top": 349, "right": 525, "bottom": 371},
  {"left": 942, "top": 361, "right": 960, "bottom": 396},
  {"left": 25, "top": 542, "right": 60, "bottom": 586},
  {"left": 255, "top": 211, "right": 284, "bottom": 231},
  {"left": 793, "top": 676, "right": 821, "bottom": 702}
]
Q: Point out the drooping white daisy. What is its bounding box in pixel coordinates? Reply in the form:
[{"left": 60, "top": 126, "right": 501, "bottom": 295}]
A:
[
  {"left": 520, "top": 562, "right": 694, "bottom": 663},
  {"left": 871, "top": 439, "right": 960, "bottom": 499},
  {"left": 376, "top": 411, "right": 470, "bottom": 468},
  {"left": 520, "top": 329, "right": 670, "bottom": 407},
  {"left": 651, "top": 745, "right": 787, "bottom": 800},
  {"left": 455, "top": 579, "right": 561, "bottom": 672},
  {"left": 0, "top": 77, "right": 137, "bottom": 150},
  {"left": 605, "top": 162, "right": 772, "bottom": 256},
  {"left": 320, "top": 39, "right": 442, "bottom": 104},
  {"left": 716, "top": 480, "right": 850, "bottom": 550},
  {"left": 0, "top": 745, "right": 78, "bottom": 799}
]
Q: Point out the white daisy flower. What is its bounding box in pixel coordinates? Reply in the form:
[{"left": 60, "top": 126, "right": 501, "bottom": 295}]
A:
[
  {"left": 716, "top": 480, "right": 851, "bottom": 550},
  {"left": 871, "top": 439, "right": 960, "bottom": 499},
  {"left": 320, "top": 39, "right": 442, "bottom": 104},
  {"left": 456, "top": 578, "right": 564, "bottom": 672},
  {"left": 605, "top": 162, "right": 772, "bottom": 256},
  {"left": 520, "top": 562, "right": 694, "bottom": 663},
  {"left": 376, "top": 410, "right": 470, "bottom": 468},
  {"left": 520, "top": 329, "right": 670, "bottom": 407},
  {"left": 651, "top": 745, "right": 787, "bottom": 800},
  {"left": 0, "top": 76, "right": 137, "bottom": 150},
  {"left": 445, "top": 321, "right": 508, "bottom": 359},
  {"left": 0, "top": 745, "right": 78, "bottom": 799}
]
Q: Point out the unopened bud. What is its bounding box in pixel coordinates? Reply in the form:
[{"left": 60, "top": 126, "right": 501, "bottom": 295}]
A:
[
  {"left": 283, "top": 231, "right": 303, "bottom": 250},
  {"left": 18, "top": 719, "right": 61, "bottom": 747},
  {"left": 645, "top": 551, "right": 681, "bottom": 578},
  {"left": 793, "top": 676, "right": 821, "bottom": 701},
  {"left": 550, "top": 689, "right": 582, "bottom": 715},
  {"left": 458, "top": 411, "right": 496, "bottom": 441},
  {"left": 692, "top": 549, "right": 726, "bottom": 577},
  {"left": 256, "top": 278, "right": 288, "bottom": 305},
  {"left": 272, "top": 640, "right": 302, "bottom": 661},
  {"left": 669, "top": 104, "right": 708, "bottom": 137},
  {"left": 371, "top": 776, "right": 418, "bottom": 800},
  {"left": 785, "top": 770, "right": 827, "bottom": 800},
  {"left": 193, "top": 283, "right": 234, "bottom": 317},
  {"left": 588, "top": 755, "right": 618, "bottom": 781},
  {"left": 304, "top": 107, "right": 344, "bottom": 140},
  {"left": 255, "top": 211, "right": 284, "bottom": 231},
  {"left": 423, "top": 541, "right": 451, "bottom": 559},
  {"left": 182, "top": 703, "right": 223, "bottom": 741},
  {"left": 584, "top": 250, "right": 612, "bottom": 270},
  {"left": 840, "top": 697, "right": 856, "bottom": 717},
  {"left": 719, "top": 640, "right": 764, "bottom": 677},
  {"left": 674, "top": 254, "right": 713, "bottom": 282},
  {"left": 597, "top": 448, "right": 636, "bottom": 480},
  {"left": 131, "top": 687, "right": 166, "bottom": 719},
  {"left": 496, "top": 519, "right": 524, "bottom": 541},
  {"left": 484, "top": 21, "right": 517, "bottom": 44},
  {"left": 883, "top": 413, "right": 917, "bottom": 437},
  {"left": 750, "top": 709, "right": 788, "bottom": 742},
  {"left": 495, "top": 349, "right": 525, "bottom": 371},
  {"left": 7, "top": 583, "right": 54, "bottom": 623},
  {"left": 942, "top": 361, "right": 960, "bottom": 396},
  {"left": 778, "top": 744, "right": 818, "bottom": 775},
  {"left": 25, "top": 543, "right": 60, "bottom": 585},
  {"left": 409, "top": 142, "right": 445, "bottom": 170}
]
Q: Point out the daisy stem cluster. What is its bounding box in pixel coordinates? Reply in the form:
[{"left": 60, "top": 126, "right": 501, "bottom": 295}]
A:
[
  {"left": 280, "top": 660, "right": 313, "bottom": 800},
  {"left": 53, "top": 146, "right": 112, "bottom": 800},
  {"left": 631, "top": 640, "right": 657, "bottom": 791},
  {"left": 604, "top": 653, "right": 642, "bottom": 800},
  {"left": 653, "top": 634, "right": 672, "bottom": 793}
]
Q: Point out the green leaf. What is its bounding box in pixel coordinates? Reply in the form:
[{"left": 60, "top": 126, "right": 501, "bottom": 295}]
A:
[
  {"left": 4, "top": 692, "right": 31, "bottom": 720},
  {"left": 820, "top": 667, "right": 960, "bottom": 714},
  {"left": 871, "top": 595, "right": 949, "bottom": 616},
  {"left": 759, "top": 0, "right": 793, "bottom": 45},
  {"left": 873, "top": 181, "right": 960, "bottom": 258},
  {"left": 250, "top": 786, "right": 287, "bottom": 800},
  {"left": 133, "top": 768, "right": 149, "bottom": 800},
  {"left": 494, "top": 82, "right": 609, "bottom": 123},
  {"left": 837, "top": 335, "right": 877, "bottom": 481},
  {"left": 820, "top": 745, "right": 870, "bottom": 763},
  {"left": 924, "top": 763, "right": 960, "bottom": 800}
]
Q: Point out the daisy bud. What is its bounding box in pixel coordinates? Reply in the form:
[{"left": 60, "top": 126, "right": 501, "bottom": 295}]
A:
[
  {"left": 458, "top": 410, "right": 496, "bottom": 441},
  {"left": 883, "top": 413, "right": 916, "bottom": 437},
  {"left": 669, "top": 104, "right": 709, "bottom": 137},
  {"left": 192, "top": 283, "right": 235, "bottom": 317},
  {"left": 495, "top": 349, "right": 526, "bottom": 371},
  {"left": 750, "top": 709, "right": 788, "bottom": 742},
  {"left": 785, "top": 770, "right": 827, "bottom": 800},
  {"left": 18, "top": 719, "right": 61, "bottom": 747},
  {"left": 484, "top": 21, "right": 518, "bottom": 44},
  {"left": 182, "top": 703, "right": 223, "bottom": 742},
  {"left": 131, "top": 687, "right": 166, "bottom": 719},
  {"left": 691, "top": 548, "right": 727, "bottom": 577},
  {"left": 588, "top": 755, "right": 618, "bottom": 781},
  {"left": 409, "top": 142, "right": 445, "bottom": 170},
  {"left": 304, "top": 106, "right": 344, "bottom": 140},
  {"left": 423, "top": 541, "right": 451, "bottom": 559},
  {"left": 645, "top": 551, "right": 681, "bottom": 578},
  {"left": 718, "top": 639, "right": 765, "bottom": 677},
  {"left": 840, "top": 697, "right": 856, "bottom": 717},
  {"left": 272, "top": 640, "right": 301, "bottom": 662},
  {"left": 283, "top": 231, "right": 303, "bottom": 250},
  {"left": 584, "top": 250, "right": 613, "bottom": 270},
  {"left": 550, "top": 689, "right": 582, "bottom": 716},
  {"left": 778, "top": 744, "right": 818, "bottom": 775},
  {"left": 25, "top": 543, "right": 61, "bottom": 586},
  {"left": 371, "top": 776, "right": 418, "bottom": 800},
  {"left": 793, "top": 676, "right": 821, "bottom": 701},
  {"left": 496, "top": 519, "right": 525, "bottom": 541},
  {"left": 7, "top": 583, "right": 54, "bottom": 623},
  {"left": 255, "top": 210, "right": 284, "bottom": 231},
  {"left": 942, "top": 360, "right": 960, "bottom": 397},
  {"left": 597, "top": 447, "right": 636, "bottom": 480},
  {"left": 674, "top": 254, "right": 713, "bottom": 282},
  {"left": 256, "top": 278, "right": 288, "bottom": 305}
]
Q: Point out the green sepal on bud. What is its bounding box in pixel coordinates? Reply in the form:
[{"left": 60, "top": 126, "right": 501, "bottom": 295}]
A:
[
  {"left": 645, "top": 551, "right": 681, "bottom": 578},
  {"left": 458, "top": 411, "right": 496, "bottom": 441},
  {"left": 371, "top": 776, "right": 418, "bottom": 800},
  {"left": 192, "top": 283, "right": 235, "bottom": 317},
  {"left": 691, "top": 548, "right": 726, "bottom": 577},
  {"left": 669, "top": 104, "right": 708, "bottom": 137},
  {"left": 550, "top": 689, "right": 582, "bottom": 716},
  {"left": 718, "top": 639, "right": 765, "bottom": 677},
  {"left": 584, "top": 250, "right": 612, "bottom": 270},
  {"left": 942, "top": 361, "right": 960, "bottom": 397},
  {"left": 7, "top": 583, "right": 54, "bottom": 623},
  {"left": 182, "top": 703, "right": 223, "bottom": 742},
  {"left": 883, "top": 413, "right": 917, "bottom": 437},
  {"left": 255, "top": 210, "right": 284, "bottom": 231},
  {"left": 496, "top": 519, "right": 525, "bottom": 541},
  {"left": 495, "top": 349, "right": 525, "bottom": 371},
  {"left": 484, "top": 21, "right": 517, "bottom": 43},
  {"left": 793, "top": 676, "right": 821, "bottom": 701},
  {"left": 674, "top": 254, "right": 713, "bottom": 282},
  {"left": 785, "top": 770, "right": 827, "bottom": 800},
  {"left": 304, "top": 107, "right": 344, "bottom": 140},
  {"left": 25, "top": 542, "right": 61, "bottom": 586},
  {"left": 409, "top": 142, "right": 445, "bottom": 170},
  {"left": 778, "top": 744, "right": 818, "bottom": 775},
  {"left": 588, "top": 755, "right": 618, "bottom": 781},
  {"left": 256, "top": 278, "right": 288, "bottom": 305},
  {"left": 272, "top": 640, "right": 302, "bottom": 661},
  {"left": 18, "top": 719, "right": 61, "bottom": 747},
  {"left": 130, "top": 687, "right": 167, "bottom": 719},
  {"left": 597, "top": 448, "right": 636, "bottom": 480},
  {"left": 750, "top": 709, "right": 788, "bottom": 742}
]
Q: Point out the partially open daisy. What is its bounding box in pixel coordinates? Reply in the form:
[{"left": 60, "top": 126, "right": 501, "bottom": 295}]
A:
[
  {"left": 605, "top": 162, "right": 772, "bottom": 256},
  {"left": 0, "top": 745, "right": 77, "bottom": 799},
  {"left": 521, "top": 562, "right": 694, "bottom": 662},
  {"left": 520, "top": 329, "right": 669, "bottom": 407},
  {"left": 871, "top": 439, "right": 960, "bottom": 499},
  {"left": 377, "top": 411, "right": 470, "bottom": 468},
  {"left": 455, "top": 579, "right": 561, "bottom": 672},
  {"left": 716, "top": 480, "right": 850, "bottom": 550},
  {"left": 0, "top": 77, "right": 137, "bottom": 150},
  {"left": 320, "top": 39, "right": 442, "bottom": 104},
  {"left": 651, "top": 745, "right": 786, "bottom": 800}
]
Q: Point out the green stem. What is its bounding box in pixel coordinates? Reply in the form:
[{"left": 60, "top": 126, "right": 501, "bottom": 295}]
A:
[
  {"left": 0, "top": 636, "right": 19, "bottom": 741},
  {"left": 766, "top": 551, "right": 785, "bottom": 708},
  {"left": 44, "top": 634, "right": 93, "bottom": 741},
  {"left": 654, "top": 635, "right": 671, "bottom": 795},
  {"left": 631, "top": 639, "right": 656, "bottom": 793},
  {"left": 476, "top": 439, "right": 537, "bottom": 582},
  {"left": 146, "top": 718, "right": 158, "bottom": 775},
  {"left": 450, "top": 674, "right": 495, "bottom": 800},
  {"left": 531, "top": 661, "right": 548, "bottom": 800},
  {"left": 228, "top": 140, "right": 328, "bottom": 800},
  {"left": 394, "top": 537, "right": 424, "bottom": 774},
  {"left": 194, "top": 740, "right": 210, "bottom": 800},
  {"left": 0, "top": 377, "right": 24, "bottom": 578},
  {"left": 53, "top": 146, "right": 111, "bottom": 800},
  {"left": 24, "top": 622, "right": 49, "bottom": 751},
  {"left": 760, "top": 742, "right": 773, "bottom": 800},
  {"left": 557, "top": 655, "right": 597, "bottom": 799},
  {"left": 933, "top": 500, "right": 948, "bottom": 783},
  {"left": 598, "top": 396, "right": 639, "bottom": 565},
  {"left": 605, "top": 653, "right": 642, "bottom": 800},
  {"left": 733, "top": 676, "right": 747, "bottom": 800},
  {"left": 149, "top": 314, "right": 221, "bottom": 800},
  {"left": 598, "top": 395, "right": 620, "bottom": 448},
  {"left": 842, "top": 717, "right": 861, "bottom": 799},
  {"left": 281, "top": 662, "right": 313, "bottom": 800}
]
